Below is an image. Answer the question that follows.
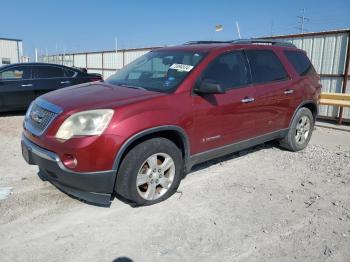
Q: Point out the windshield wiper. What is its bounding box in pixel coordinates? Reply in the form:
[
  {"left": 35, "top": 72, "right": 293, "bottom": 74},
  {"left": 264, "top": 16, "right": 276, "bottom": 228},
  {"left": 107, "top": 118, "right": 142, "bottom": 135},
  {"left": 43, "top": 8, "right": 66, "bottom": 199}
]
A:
[{"left": 119, "top": 84, "right": 146, "bottom": 90}]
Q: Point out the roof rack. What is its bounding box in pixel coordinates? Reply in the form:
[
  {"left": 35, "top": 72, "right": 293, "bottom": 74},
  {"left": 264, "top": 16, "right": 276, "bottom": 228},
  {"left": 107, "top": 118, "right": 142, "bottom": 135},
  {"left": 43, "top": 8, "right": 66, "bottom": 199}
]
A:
[
  {"left": 231, "top": 39, "right": 296, "bottom": 47},
  {"left": 183, "top": 41, "right": 230, "bottom": 45},
  {"left": 183, "top": 39, "right": 296, "bottom": 48}
]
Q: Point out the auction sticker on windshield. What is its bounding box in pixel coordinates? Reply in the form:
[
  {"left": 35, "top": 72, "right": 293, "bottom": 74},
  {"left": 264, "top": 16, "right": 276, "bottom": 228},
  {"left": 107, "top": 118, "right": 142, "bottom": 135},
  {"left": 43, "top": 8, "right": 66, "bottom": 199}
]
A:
[{"left": 169, "top": 63, "right": 194, "bottom": 72}]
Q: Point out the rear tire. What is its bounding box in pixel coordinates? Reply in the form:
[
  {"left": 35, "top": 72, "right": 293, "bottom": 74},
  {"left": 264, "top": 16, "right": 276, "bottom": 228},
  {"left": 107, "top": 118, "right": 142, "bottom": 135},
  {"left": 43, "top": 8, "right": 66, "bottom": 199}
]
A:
[
  {"left": 280, "top": 107, "right": 314, "bottom": 152},
  {"left": 115, "top": 138, "right": 183, "bottom": 206}
]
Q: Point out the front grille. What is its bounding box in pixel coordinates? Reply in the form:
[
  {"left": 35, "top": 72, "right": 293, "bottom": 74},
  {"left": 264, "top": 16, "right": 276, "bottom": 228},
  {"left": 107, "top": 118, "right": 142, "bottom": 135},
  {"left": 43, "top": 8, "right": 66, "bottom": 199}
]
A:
[{"left": 24, "top": 100, "right": 61, "bottom": 136}]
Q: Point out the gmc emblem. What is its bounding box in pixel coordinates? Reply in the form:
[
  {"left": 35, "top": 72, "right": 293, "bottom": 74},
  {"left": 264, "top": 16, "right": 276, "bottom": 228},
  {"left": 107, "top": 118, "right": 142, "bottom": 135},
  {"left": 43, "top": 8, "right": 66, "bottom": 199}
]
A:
[{"left": 30, "top": 110, "right": 44, "bottom": 124}]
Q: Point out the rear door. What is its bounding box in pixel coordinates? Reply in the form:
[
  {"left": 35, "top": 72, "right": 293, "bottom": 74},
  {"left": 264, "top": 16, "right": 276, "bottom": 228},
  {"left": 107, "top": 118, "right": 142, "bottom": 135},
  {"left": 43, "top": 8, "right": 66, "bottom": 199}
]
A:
[
  {"left": 191, "top": 50, "right": 258, "bottom": 154},
  {"left": 283, "top": 50, "right": 318, "bottom": 116},
  {"left": 0, "top": 65, "right": 34, "bottom": 110},
  {"left": 31, "top": 65, "right": 66, "bottom": 98},
  {"left": 62, "top": 67, "right": 79, "bottom": 86},
  {"left": 245, "top": 49, "right": 293, "bottom": 134}
]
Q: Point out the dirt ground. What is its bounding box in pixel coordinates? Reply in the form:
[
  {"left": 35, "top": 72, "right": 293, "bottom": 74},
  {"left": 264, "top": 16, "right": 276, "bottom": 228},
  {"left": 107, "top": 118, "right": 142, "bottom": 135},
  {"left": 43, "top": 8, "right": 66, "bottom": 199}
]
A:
[{"left": 0, "top": 115, "right": 349, "bottom": 262}]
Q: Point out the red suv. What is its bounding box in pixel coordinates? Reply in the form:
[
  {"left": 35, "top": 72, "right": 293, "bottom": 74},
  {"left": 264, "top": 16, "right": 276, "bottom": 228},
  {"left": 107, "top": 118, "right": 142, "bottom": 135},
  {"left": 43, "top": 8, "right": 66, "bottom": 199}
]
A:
[{"left": 21, "top": 39, "right": 321, "bottom": 206}]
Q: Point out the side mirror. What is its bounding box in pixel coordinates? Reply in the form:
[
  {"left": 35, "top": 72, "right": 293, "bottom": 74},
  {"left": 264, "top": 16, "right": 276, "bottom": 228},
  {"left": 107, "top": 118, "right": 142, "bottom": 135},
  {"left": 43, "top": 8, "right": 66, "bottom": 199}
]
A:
[{"left": 195, "top": 79, "right": 225, "bottom": 94}]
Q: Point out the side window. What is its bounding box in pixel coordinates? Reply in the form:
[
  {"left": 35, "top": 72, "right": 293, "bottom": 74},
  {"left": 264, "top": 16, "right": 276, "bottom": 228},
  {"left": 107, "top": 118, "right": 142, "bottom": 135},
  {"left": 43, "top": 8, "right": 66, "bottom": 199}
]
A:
[
  {"left": 201, "top": 51, "right": 249, "bottom": 90},
  {"left": 284, "top": 50, "right": 316, "bottom": 76},
  {"left": 246, "top": 50, "right": 288, "bottom": 84},
  {"left": 64, "top": 68, "right": 76, "bottom": 77},
  {"left": 0, "top": 66, "right": 31, "bottom": 80},
  {"left": 32, "top": 66, "right": 65, "bottom": 79}
]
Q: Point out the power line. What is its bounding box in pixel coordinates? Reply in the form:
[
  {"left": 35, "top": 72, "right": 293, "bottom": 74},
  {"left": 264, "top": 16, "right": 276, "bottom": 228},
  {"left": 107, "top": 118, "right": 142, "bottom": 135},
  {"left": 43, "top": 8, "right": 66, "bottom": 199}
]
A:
[{"left": 297, "top": 8, "right": 309, "bottom": 34}]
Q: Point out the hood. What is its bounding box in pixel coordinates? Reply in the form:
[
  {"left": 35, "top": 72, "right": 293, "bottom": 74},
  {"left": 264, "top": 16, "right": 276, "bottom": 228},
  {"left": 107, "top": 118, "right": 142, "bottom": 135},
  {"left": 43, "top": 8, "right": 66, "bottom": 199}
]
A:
[{"left": 40, "top": 82, "right": 164, "bottom": 113}]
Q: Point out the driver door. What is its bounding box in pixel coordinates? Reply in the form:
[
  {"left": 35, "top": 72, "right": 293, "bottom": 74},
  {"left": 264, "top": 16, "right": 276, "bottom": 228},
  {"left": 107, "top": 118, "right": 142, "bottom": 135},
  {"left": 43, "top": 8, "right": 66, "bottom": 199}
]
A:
[{"left": 191, "top": 50, "right": 258, "bottom": 154}]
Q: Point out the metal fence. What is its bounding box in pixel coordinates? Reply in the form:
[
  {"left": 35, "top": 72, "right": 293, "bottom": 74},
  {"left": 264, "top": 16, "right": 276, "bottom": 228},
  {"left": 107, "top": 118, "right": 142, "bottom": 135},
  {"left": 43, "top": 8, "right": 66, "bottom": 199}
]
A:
[
  {"left": 41, "top": 29, "right": 350, "bottom": 122},
  {"left": 40, "top": 46, "right": 161, "bottom": 79},
  {"left": 263, "top": 29, "right": 350, "bottom": 122}
]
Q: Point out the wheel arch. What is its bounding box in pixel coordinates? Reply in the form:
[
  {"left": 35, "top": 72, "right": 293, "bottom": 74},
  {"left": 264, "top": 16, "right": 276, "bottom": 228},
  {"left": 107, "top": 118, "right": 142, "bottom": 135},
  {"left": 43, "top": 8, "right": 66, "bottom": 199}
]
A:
[
  {"left": 289, "top": 100, "right": 318, "bottom": 128},
  {"left": 112, "top": 125, "right": 191, "bottom": 174}
]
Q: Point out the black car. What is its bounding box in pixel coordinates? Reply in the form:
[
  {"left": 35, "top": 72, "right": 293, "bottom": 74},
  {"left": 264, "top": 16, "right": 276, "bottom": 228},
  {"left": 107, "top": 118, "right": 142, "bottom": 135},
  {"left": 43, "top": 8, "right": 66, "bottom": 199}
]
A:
[{"left": 0, "top": 63, "right": 102, "bottom": 112}]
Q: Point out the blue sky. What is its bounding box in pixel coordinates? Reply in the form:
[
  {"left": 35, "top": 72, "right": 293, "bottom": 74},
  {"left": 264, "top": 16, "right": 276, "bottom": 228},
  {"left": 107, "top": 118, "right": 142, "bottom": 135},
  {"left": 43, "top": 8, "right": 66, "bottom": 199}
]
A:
[{"left": 1, "top": 0, "right": 349, "bottom": 59}]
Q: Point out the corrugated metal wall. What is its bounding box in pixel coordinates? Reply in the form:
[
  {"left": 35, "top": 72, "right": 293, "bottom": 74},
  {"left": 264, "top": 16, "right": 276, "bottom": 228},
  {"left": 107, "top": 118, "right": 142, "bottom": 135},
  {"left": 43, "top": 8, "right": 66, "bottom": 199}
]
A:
[
  {"left": 0, "top": 38, "right": 23, "bottom": 65},
  {"left": 264, "top": 29, "right": 350, "bottom": 121},
  {"left": 42, "top": 47, "right": 159, "bottom": 79},
  {"left": 42, "top": 29, "right": 350, "bottom": 121}
]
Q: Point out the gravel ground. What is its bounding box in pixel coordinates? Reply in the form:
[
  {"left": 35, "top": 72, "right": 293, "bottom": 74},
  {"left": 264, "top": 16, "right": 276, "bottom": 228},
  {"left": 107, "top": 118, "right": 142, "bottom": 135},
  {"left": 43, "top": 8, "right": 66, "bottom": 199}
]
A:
[{"left": 0, "top": 115, "right": 349, "bottom": 262}]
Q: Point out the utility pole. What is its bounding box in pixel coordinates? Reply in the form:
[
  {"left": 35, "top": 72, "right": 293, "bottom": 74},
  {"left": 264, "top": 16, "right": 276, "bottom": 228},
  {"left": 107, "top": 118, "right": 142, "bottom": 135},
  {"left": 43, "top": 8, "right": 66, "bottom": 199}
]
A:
[
  {"left": 235, "top": 21, "right": 241, "bottom": 39},
  {"left": 62, "top": 45, "right": 66, "bottom": 65},
  {"left": 115, "top": 37, "right": 118, "bottom": 72},
  {"left": 297, "top": 8, "right": 309, "bottom": 34},
  {"left": 35, "top": 48, "right": 38, "bottom": 62},
  {"left": 270, "top": 20, "right": 274, "bottom": 36}
]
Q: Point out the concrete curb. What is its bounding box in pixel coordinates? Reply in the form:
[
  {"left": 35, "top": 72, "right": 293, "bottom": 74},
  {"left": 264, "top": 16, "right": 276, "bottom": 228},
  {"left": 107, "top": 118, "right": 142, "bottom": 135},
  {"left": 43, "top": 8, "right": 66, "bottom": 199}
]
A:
[{"left": 315, "top": 121, "right": 350, "bottom": 132}]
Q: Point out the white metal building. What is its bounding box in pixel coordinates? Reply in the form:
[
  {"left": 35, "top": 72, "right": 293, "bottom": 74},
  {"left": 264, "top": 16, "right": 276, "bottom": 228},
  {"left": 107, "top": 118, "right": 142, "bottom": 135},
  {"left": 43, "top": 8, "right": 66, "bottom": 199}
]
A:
[{"left": 0, "top": 37, "right": 24, "bottom": 65}]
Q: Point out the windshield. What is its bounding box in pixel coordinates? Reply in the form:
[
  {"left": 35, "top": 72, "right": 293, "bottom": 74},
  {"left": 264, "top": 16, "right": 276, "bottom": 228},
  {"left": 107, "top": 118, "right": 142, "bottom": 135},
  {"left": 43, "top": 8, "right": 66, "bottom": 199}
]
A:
[{"left": 106, "top": 50, "right": 205, "bottom": 93}]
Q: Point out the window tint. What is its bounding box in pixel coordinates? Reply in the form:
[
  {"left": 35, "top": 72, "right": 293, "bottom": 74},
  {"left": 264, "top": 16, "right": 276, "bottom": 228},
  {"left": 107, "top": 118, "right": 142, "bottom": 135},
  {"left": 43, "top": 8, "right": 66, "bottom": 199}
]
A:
[
  {"left": 201, "top": 51, "right": 249, "bottom": 90},
  {"left": 246, "top": 50, "right": 288, "bottom": 84},
  {"left": 0, "top": 66, "right": 30, "bottom": 80},
  {"left": 32, "top": 66, "right": 65, "bottom": 78},
  {"left": 64, "top": 68, "right": 76, "bottom": 77},
  {"left": 284, "top": 50, "right": 316, "bottom": 76}
]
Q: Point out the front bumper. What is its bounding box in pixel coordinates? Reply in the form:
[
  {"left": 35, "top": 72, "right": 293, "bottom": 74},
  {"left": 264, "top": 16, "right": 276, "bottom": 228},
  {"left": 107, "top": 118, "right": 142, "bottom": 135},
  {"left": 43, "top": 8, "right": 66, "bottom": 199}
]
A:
[{"left": 21, "top": 134, "right": 117, "bottom": 205}]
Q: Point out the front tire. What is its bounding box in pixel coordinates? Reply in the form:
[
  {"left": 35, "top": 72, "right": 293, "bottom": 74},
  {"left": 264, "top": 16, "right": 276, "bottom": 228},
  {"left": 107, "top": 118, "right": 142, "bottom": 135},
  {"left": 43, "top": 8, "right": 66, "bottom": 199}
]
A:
[
  {"left": 280, "top": 107, "right": 314, "bottom": 152},
  {"left": 115, "top": 138, "right": 183, "bottom": 206}
]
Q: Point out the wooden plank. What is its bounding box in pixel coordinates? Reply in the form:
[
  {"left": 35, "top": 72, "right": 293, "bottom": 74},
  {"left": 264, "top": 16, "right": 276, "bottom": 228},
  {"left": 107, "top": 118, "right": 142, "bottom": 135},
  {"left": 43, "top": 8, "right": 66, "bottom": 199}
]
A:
[
  {"left": 320, "top": 93, "right": 350, "bottom": 101},
  {"left": 320, "top": 98, "right": 350, "bottom": 107}
]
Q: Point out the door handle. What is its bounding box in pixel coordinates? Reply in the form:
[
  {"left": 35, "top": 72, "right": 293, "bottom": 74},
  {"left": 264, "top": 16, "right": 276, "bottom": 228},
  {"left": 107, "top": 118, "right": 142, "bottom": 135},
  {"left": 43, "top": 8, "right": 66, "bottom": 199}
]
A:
[
  {"left": 60, "top": 81, "right": 71, "bottom": 84},
  {"left": 241, "top": 97, "right": 255, "bottom": 103},
  {"left": 21, "top": 84, "right": 33, "bottom": 87},
  {"left": 284, "top": 89, "right": 294, "bottom": 95}
]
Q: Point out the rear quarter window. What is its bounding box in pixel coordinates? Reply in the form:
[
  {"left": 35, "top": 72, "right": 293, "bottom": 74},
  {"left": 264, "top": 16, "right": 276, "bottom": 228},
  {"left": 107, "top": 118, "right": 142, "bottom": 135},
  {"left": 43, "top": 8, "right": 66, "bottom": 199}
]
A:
[
  {"left": 64, "top": 68, "right": 77, "bottom": 77},
  {"left": 246, "top": 50, "right": 289, "bottom": 84},
  {"left": 284, "top": 50, "right": 316, "bottom": 76}
]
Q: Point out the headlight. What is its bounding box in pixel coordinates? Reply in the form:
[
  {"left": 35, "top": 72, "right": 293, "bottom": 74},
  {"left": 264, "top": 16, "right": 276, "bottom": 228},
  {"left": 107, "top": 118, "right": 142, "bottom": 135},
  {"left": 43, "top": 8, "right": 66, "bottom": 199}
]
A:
[{"left": 56, "top": 109, "right": 114, "bottom": 140}]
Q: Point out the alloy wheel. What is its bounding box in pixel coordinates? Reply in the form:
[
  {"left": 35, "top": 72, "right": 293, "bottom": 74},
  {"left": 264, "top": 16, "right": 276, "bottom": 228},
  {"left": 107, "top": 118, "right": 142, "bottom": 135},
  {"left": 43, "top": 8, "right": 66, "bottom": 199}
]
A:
[
  {"left": 295, "top": 115, "right": 311, "bottom": 145},
  {"left": 136, "top": 153, "right": 175, "bottom": 200}
]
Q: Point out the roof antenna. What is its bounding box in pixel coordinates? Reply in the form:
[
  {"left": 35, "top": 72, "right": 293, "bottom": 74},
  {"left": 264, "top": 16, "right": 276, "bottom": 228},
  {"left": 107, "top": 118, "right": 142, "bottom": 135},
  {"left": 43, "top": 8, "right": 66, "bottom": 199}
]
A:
[
  {"left": 235, "top": 21, "right": 242, "bottom": 39},
  {"left": 115, "top": 37, "right": 118, "bottom": 72}
]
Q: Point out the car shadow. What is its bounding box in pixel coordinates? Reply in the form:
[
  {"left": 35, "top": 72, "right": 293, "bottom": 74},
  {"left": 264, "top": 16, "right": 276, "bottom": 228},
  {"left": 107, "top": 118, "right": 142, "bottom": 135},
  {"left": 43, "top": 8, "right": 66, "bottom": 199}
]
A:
[
  {"left": 36, "top": 140, "right": 283, "bottom": 208},
  {"left": 112, "top": 257, "right": 133, "bottom": 262},
  {"left": 115, "top": 141, "right": 282, "bottom": 208},
  {"left": 0, "top": 110, "right": 26, "bottom": 117},
  {"left": 36, "top": 169, "right": 112, "bottom": 208},
  {"left": 184, "top": 140, "right": 279, "bottom": 178}
]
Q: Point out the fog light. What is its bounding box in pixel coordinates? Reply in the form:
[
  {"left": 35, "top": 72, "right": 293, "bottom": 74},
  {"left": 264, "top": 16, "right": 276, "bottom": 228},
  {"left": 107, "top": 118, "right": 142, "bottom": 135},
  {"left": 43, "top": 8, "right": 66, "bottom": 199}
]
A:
[{"left": 62, "top": 154, "right": 77, "bottom": 169}]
